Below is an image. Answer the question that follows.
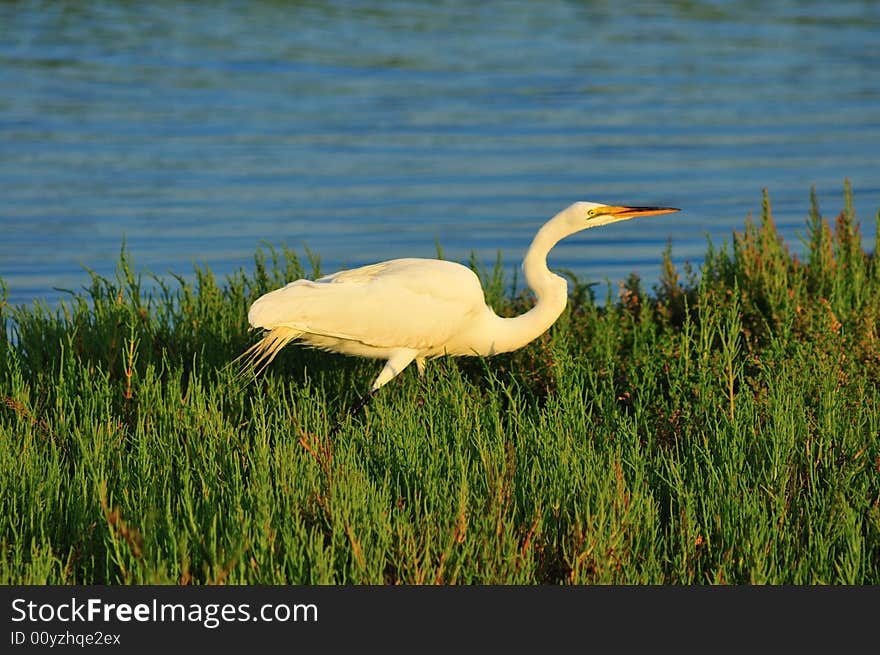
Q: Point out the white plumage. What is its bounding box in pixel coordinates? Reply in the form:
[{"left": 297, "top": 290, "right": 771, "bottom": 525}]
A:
[{"left": 239, "top": 201, "right": 678, "bottom": 396}]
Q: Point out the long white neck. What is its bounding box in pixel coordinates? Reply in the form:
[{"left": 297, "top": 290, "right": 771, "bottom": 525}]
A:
[{"left": 481, "top": 213, "right": 573, "bottom": 354}]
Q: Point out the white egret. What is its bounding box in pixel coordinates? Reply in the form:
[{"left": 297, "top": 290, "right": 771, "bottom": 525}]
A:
[{"left": 238, "top": 201, "right": 678, "bottom": 420}]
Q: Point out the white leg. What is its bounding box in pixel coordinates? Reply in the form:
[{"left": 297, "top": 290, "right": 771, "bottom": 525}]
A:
[{"left": 370, "top": 348, "right": 420, "bottom": 391}]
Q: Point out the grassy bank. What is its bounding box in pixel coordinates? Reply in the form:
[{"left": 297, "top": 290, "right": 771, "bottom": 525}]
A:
[{"left": 2, "top": 184, "right": 879, "bottom": 584}]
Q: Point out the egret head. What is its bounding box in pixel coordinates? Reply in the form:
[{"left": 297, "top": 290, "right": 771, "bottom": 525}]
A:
[{"left": 569, "top": 201, "right": 680, "bottom": 230}]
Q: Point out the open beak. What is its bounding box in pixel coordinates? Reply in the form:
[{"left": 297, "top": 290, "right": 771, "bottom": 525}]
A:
[{"left": 601, "top": 205, "right": 680, "bottom": 219}]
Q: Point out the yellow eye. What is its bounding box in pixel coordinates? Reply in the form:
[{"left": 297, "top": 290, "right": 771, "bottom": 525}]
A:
[{"left": 587, "top": 209, "right": 596, "bottom": 217}]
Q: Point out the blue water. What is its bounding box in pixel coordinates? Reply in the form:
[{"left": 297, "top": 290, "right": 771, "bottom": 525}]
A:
[{"left": 2, "top": 1, "right": 879, "bottom": 308}]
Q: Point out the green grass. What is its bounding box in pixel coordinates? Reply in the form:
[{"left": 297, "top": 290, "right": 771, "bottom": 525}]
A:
[{"left": 2, "top": 182, "right": 879, "bottom": 584}]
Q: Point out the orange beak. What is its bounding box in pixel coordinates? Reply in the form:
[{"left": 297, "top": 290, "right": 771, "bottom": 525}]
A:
[{"left": 601, "top": 205, "right": 680, "bottom": 219}]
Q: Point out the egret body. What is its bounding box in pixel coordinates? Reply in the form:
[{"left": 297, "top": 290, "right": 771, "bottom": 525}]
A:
[{"left": 239, "top": 201, "right": 678, "bottom": 411}]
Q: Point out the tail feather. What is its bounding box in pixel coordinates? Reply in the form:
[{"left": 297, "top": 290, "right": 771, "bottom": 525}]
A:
[{"left": 233, "top": 326, "right": 303, "bottom": 380}]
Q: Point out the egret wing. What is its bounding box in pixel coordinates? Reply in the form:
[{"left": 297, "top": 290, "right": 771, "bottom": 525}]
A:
[{"left": 248, "top": 258, "right": 488, "bottom": 350}]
